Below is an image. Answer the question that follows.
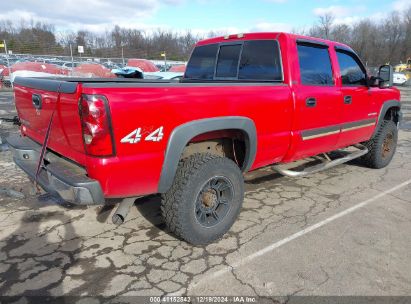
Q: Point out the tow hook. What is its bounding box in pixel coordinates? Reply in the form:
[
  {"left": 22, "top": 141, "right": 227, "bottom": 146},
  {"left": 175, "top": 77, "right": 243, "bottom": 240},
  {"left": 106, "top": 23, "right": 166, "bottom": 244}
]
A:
[{"left": 112, "top": 198, "right": 136, "bottom": 225}]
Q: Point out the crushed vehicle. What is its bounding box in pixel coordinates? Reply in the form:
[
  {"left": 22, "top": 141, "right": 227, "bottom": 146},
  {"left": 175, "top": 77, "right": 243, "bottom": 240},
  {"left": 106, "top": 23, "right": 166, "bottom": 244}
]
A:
[
  {"left": 7, "top": 32, "right": 401, "bottom": 244},
  {"left": 112, "top": 66, "right": 144, "bottom": 79}
]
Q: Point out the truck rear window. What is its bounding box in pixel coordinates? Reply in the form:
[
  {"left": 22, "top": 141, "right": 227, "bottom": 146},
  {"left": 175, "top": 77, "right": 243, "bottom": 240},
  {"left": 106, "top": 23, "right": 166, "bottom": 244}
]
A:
[
  {"left": 216, "top": 45, "right": 242, "bottom": 78},
  {"left": 185, "top": 40, "right": 283, "bottom": 81},
  {"left": 184, "top": 44, "right": 218, "bottom": 80}
]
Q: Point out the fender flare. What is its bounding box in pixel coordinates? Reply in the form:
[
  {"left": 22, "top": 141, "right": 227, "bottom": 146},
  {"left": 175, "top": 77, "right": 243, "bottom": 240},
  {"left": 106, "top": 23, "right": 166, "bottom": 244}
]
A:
[
  {"left": 157, "top": 116, "right": 257, "bottom": 193},
  {"left": 372, "top": 100, "right": 401, "bottom": 138}
]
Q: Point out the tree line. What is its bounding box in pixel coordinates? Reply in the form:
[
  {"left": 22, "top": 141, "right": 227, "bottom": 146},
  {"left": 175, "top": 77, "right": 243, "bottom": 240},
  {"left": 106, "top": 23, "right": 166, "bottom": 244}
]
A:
[
  {"left": 307, "top": 7, "right": 411, "bottom": 66},
  {"left": 0, "top": 6, "right": 410, "bottom": 65}
]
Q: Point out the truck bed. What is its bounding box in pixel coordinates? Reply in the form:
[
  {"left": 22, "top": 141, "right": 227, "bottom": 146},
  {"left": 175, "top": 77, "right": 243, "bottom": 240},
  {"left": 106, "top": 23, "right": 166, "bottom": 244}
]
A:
[{"left": 13, "top": 76, "right": 292, "bottom": 198}]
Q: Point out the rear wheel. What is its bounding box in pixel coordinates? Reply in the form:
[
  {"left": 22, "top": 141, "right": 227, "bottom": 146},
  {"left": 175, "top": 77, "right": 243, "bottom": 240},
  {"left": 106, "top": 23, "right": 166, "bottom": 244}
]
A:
[
  {"left": 360, "top": 120, "right": 398, "bottom": 168},
  {"left": 161, "top": 153, "right": 244, "bottom": 245}
]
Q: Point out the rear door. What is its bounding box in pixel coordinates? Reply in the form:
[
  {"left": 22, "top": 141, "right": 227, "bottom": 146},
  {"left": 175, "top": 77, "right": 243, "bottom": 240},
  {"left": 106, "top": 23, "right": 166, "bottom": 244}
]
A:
[
  {"left": 334, "top": 48, "right": 375, "bottom": 148},
  {"left": 291, "top": 40, "right": 342, "bottom": 159}
]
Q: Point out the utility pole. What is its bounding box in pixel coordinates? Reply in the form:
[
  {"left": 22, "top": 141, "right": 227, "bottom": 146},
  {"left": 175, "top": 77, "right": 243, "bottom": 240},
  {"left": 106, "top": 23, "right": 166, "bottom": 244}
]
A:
[
  {"left": 161, "top": 51, "right": 167, "bottom": 71},
  {"left": 3, "top": 40, "right": 13, "bottom": 89},
  {"left": 121, "top": 46, "right": 125, "bottom": 66},
  {"left": 69, "top": 44, "right": 74, "bottom": 67}
]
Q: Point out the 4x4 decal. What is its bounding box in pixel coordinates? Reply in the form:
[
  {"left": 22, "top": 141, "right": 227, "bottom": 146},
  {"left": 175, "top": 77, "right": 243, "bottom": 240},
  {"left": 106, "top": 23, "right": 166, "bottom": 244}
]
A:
[{"left": 120, "top": 127, "right": 164, "bottom": 144}]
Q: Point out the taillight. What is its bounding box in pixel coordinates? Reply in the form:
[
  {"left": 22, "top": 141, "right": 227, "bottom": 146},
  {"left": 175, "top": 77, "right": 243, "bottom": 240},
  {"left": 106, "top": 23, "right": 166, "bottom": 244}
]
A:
[{"left": 79, "top": 94, "right": 115, "bottom": 157}]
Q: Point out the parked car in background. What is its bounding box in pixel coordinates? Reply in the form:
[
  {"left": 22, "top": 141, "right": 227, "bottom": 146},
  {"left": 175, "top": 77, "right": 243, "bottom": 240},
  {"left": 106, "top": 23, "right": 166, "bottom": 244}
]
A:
[
  {"left": 0, "top": 65, "right": 8, "bottom": 88},
  {"left": 127, "top": 59, "right": 159, "bottom": 72},
  {"left": 10, "top": 70, "right": 59, "bottom": 83},
  {"left": 1, "top": 61, "right": 66, "bottom": 87},
  {"left": 112, "top": 66, "right": 143, "bottom": 79},
  {"left": 393, "top": 72, "right": 408, "bottom": 86},
  {"left": 62, "top": 62, "right": 81, "bottom": 69},
  {"left": 144, "top": 71, "right": 184, "bottom": 80},
  {"left": 102, "top": 62, "right": 122, "bottom": 70},
  {"left": 0, "top": 59, "right": 9, "bottom": 66},
  {"left": 168, "top": 64, "right": 186, "bottom": 72},
  {"left": 71, "top": 63, "right": 116, "bottom": 78},
  {"left": 45, "top": 60, "right": 65, "bottom": 66}
]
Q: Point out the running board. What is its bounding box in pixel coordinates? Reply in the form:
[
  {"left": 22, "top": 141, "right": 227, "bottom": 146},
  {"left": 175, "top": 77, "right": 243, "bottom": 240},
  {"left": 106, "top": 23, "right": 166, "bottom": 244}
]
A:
[{"left": 273, "top": 144, "right": 369, "bottom": 177}]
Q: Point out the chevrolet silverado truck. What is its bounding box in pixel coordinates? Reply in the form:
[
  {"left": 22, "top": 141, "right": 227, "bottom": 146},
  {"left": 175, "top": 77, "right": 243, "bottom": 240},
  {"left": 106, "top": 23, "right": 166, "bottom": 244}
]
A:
[{"left": 7, "top": 33, "right": 401, "bottom": 244}]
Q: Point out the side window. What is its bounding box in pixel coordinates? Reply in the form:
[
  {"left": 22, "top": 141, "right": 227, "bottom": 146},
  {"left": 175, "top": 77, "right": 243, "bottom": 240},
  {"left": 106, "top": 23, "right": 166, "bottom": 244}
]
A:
[
  {"left": 215, "top": 44, "right": 242, "bottom": 78},
  {"left": 239, "top": 40, "right": 282, "bottom": 81},
  {"left": 185, "top": 44, "right": 218, "bottom": 80},
  {"left": 336, "top": 50, "right": 367, "bottom": 86},
  {"left": 297, "top": 44, "right": 334, "bottom": 85}
]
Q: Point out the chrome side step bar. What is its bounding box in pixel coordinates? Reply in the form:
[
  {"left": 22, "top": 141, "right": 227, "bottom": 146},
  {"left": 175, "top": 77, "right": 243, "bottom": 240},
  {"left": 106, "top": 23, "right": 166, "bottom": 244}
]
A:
[{"left": 273, "top": 144, "right": 369, "bottom": 177}]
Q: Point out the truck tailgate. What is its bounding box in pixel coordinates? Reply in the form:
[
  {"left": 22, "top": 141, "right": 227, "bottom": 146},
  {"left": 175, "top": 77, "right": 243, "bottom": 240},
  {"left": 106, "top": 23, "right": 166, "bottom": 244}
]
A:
[{"left": 14, "top": 77, "right": 87, "bottom": 166}]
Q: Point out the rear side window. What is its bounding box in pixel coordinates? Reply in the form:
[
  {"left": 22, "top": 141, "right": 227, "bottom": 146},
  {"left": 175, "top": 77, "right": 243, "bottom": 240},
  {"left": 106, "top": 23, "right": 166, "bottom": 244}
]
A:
[
  {"left": 216, "top": 44, "right": 242, "bottom": 78},
  {"left": 297, "top": 44, "right": 334, "bottom": 85},
  {"left": 185, "top": 44, "right": 218, "bottom": 79},
  {"left": 336, "top": 50, "right": 367, "bottom": 86},
  {"left": 239, "top": 40, "right": 282, "bottom": 80}
]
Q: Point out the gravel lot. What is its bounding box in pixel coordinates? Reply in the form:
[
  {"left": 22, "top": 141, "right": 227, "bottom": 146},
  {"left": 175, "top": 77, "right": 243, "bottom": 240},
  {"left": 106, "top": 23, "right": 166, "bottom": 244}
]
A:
[{"left": 0, "top": 87, "right": 410, "bottom": 301}]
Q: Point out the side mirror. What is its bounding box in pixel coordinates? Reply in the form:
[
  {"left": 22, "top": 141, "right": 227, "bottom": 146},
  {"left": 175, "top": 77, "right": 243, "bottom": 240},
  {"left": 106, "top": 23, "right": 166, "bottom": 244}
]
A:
[
  {"left": 378, "top": 65, "right": 393, "bottom": 88},
  {"left": 368, "top": 76, "right": 381, "bottom": 87}
]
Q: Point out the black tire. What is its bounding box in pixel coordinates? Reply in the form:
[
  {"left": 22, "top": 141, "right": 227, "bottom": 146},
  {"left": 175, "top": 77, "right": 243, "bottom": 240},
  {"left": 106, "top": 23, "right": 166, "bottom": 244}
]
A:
[
  {"left": 360, "top": 120, "right": 398, "bottom": 169},
  {"left": 161, "top": 153, "right": 244, "bottom": 245}
]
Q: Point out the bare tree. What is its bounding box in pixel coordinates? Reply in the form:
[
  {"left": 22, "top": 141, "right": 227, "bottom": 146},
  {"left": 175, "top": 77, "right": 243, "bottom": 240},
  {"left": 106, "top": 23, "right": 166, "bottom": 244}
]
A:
[
  {"left": 331, "top": 24, "right": 351, "bottom": 44},
  {"left": 318, "top": 13, "right": 335, "bottom": 39},
  {"left": 401, "top": 7, "right": 411, "bottom": 61}
]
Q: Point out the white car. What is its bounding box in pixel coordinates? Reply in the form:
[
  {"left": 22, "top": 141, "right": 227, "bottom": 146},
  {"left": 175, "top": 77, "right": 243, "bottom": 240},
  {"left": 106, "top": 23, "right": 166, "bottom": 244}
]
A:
[
  {"left": 10, "top": 70, "right": 60, "bottom": 83},
  {"left": 62, "top": 62, "right": 81, "bottom": 69},
  {"left": 393, "top": 72, "right": 408, "bottom": 86},
  {"left": 144, "top": 72, "right": 184, "bottom": 80}
]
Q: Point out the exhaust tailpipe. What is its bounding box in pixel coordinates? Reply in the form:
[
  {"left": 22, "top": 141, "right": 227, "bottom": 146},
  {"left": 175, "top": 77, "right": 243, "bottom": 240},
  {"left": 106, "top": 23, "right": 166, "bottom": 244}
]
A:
[{"left": 112, "top": 198, "right": 136, "bottom": 225}]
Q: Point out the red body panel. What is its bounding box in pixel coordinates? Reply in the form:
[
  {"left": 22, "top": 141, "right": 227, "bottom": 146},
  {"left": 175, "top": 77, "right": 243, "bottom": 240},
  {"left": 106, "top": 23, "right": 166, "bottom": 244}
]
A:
[
  {"left": 13, "top": 32, "right": 401, "bottom": 199},
  {"left": 15, "top": 85, "right": 87, "bottom": 166},
  {"left": 82, "top": 84, "right": 293, "bottom": 197}
]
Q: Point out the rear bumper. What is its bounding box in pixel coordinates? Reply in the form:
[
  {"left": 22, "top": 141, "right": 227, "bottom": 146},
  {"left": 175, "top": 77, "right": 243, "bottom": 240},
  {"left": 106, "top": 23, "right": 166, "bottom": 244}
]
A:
[{"left": 6, "top": 134, "right": 105, "bottom": 205}]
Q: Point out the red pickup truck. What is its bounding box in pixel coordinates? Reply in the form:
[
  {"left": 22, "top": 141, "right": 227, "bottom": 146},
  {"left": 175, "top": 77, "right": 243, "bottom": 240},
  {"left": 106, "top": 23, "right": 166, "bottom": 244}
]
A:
[{"left": 7, "top": 32, "right": 401, "bottom": 244}]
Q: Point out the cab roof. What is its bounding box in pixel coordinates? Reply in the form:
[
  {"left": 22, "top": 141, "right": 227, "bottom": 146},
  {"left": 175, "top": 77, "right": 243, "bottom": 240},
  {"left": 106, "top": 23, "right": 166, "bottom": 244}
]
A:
[{"left": 196, "top": 32, "right": 353, "bottom": 52}]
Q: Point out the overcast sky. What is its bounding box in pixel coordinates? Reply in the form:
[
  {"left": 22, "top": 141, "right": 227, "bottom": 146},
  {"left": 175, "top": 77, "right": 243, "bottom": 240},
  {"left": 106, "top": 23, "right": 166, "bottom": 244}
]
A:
[{"left": 1, "top": 0, "right": 410, "bottom": 34}]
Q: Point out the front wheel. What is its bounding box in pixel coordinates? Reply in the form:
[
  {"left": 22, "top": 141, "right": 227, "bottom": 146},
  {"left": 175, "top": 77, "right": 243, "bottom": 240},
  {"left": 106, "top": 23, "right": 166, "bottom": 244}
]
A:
[
  {"left": 360, "top": 120, "right": 398, "bottom": 169},
  {"left": 161, "top": 153, "right": 244, "bottom": 245}
]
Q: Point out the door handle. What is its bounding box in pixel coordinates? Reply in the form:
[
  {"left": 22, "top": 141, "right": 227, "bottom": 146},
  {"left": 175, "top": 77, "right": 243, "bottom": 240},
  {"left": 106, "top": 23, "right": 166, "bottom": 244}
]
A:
[
  {"left": 305, "top": 97, "right": 317, "bottom": 107},
  {"left": 344, "top": 95, "right": 352, "bottom": 104}
]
